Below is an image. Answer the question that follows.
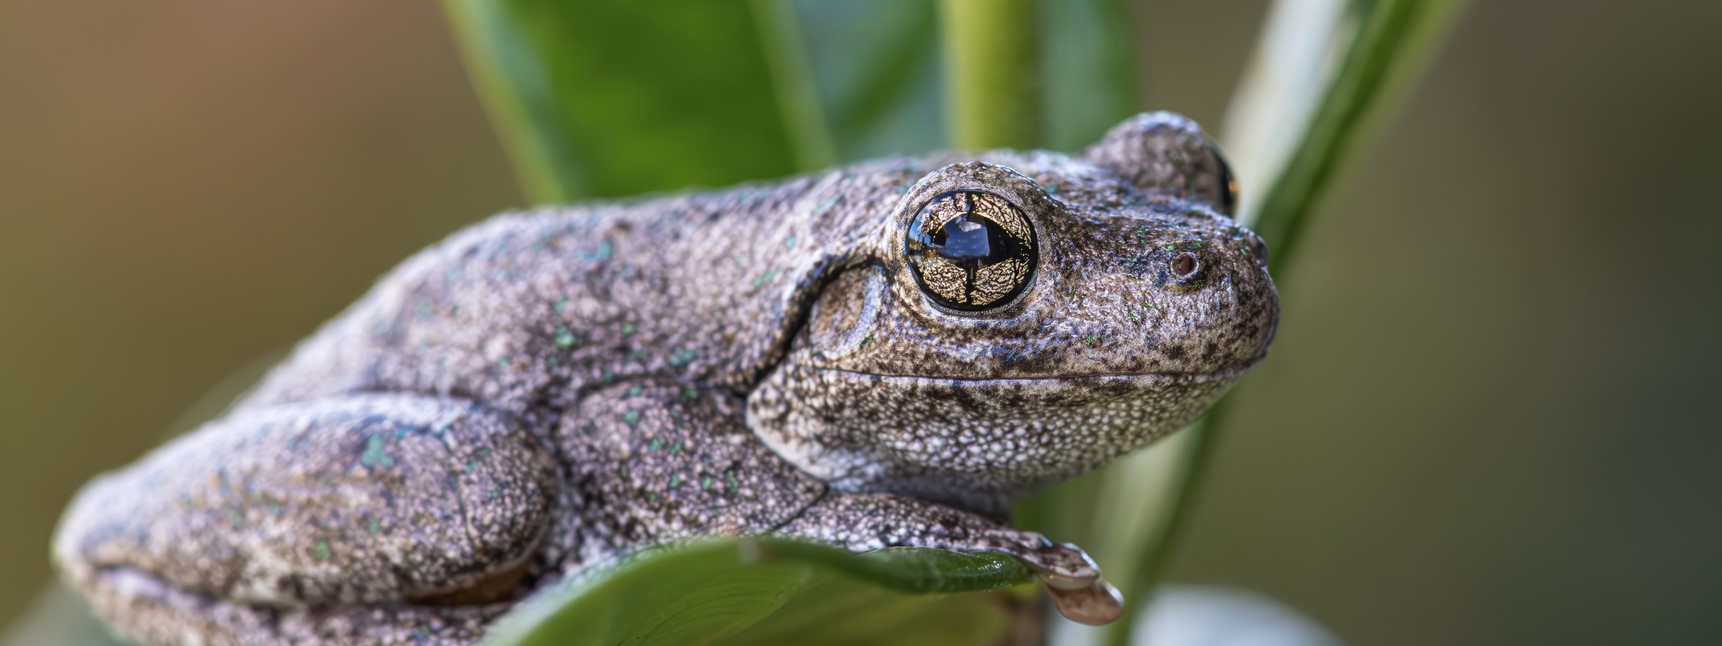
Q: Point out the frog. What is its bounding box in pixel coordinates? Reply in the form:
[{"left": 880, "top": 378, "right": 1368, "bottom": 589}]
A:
[{"left": 52, "top": 112, "right": 1277, "bottom": 645}]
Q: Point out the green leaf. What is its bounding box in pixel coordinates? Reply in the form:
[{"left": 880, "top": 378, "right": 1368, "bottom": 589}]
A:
[
  {"left": 486, "top": 538, "right": 1031, "bottom": 646},
  {"left": 1091, "top": 2, "right": 1468, "bottom": 645},
  {"left": 794, "top": 0, "right": 944, "bottom": 160},
  {"left": 441, "top": 0, "right": 835, "bottom": 202},
  {"left": 1039, "top": 0, "right": 1142, "bottom": 151}
]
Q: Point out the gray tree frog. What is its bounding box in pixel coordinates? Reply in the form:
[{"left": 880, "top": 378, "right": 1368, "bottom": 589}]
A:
[{"left": 53, "top": 112, "right": 1277, "bottom": 645}]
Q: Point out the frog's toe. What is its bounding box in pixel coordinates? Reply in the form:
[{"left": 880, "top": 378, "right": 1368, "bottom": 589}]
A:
[{"left": 1046, "top": 578, "right": 1126, "bottom": 626}]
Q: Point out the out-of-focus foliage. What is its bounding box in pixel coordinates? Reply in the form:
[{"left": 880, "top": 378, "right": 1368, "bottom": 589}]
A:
[{"left": 442, "top": 0, "right": 834, "bottom": 202}]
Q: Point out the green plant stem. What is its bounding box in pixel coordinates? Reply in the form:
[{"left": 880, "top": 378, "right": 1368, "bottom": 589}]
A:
[
  {"left": 1248, "top": 0, "right": 1468, "bottom": 271},
  {"left": 940, "top": 0, "right": 1042, "bottom": 150},
  {"left": 1100, "top": 3, "right": 1467, "bottom": 646}
]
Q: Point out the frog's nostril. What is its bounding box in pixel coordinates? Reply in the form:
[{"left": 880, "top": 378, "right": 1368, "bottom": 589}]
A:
[{"left": 1170, "top": 253, "right": 1200, "bottom": 279}]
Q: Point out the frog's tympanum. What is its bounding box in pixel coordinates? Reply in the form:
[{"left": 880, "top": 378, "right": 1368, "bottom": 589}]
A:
[{"left": 55, "top": 113, "right": 1277, "bottom": 645}]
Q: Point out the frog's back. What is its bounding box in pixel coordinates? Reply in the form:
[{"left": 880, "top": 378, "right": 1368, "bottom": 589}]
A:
[{"left": 234, "top": 168, "right": 900, "bottom": 418}]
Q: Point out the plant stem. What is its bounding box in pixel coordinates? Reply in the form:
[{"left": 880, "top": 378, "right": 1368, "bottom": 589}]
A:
[
  {"left": 940, "top": 0, "right": 1042, "bottom": 150},
  {"left": 1101, "top": 2, "right": 1468, "bottom": 645}
]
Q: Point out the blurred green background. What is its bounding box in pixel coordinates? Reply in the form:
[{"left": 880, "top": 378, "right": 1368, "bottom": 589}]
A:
[{"left": 3, "top": 1, "right": 1720, "bottom": 644}]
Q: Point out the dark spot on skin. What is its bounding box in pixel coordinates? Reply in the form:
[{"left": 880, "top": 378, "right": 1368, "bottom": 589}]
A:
[
  {"left": 1171, "top": 254, "right": 1198, "bottom": 278},
  {"left": 1165, "top": 345, "right": 1186, "bottom": 361}
]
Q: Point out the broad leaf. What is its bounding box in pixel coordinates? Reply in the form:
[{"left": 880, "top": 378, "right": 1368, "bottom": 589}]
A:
[
  {"left": 442, "top": 0, "right": 834, "bottom": 202},
  {"left": 487, "top": 538, "right": 1031, "bottom": 646}
]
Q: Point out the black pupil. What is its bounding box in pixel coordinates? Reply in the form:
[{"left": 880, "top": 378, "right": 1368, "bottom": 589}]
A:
[
  {"left": 928, "top": 214, "right": 1015, "bottom": 265},
  {"left": 904, "top": 190, "right": 1037, "bottom": 311}
]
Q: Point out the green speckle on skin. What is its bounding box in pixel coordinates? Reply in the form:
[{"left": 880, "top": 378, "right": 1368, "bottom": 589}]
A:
[
  {"left": 627, "top": 384, "right": 644, "bottom": 397},
  {"left": 228, "top": 511, "right": 244, "bottom": 529},
  {"left": 670, "top": 441, "right": 683, "bottom": 454},
  {"left": 627, "top": 348, "right": 650, "bottom": 363},
  {"left": 669, "top": 348, "right": 698, "bottom": 366},
  {"left": 682, "top": 387, "right": 700, "bottom": 401},
  {"left": 489, "top": 488, "right": 500, "bottom": 500},
  {"left": 725, "top": 469, "right": 740, "bottom": 491},
  {"left": 588, "top": 240, "right": 614, "bottom": 262},
  {"left": 313, "top": 541, "right": 331, "bottom": 562},
  {"left": 1164, "top": 240, "right": 1205, "bottom": 252},
  {"left": 1126, "top": 309, "right": 1142, "bottom": 323},
  {"left": 554, "top": 327, "right": 576, "bottom": 348},
  {"left": 647, "top": 491, "right": 658, "bottom": 503},
  {"left": 648, "top": 438, "right": 662, "bottom": 452},
  {"left": 463, "top": 459, "right": 478, "bottom": 473},
  {"left": 700, "top": 476, "right": 714, "bottom": 490},
  {"left": 553, "top": 297, "right": 570, "bottom": 315},
  {"left": 622, "top": 410, "right": 641, "bottom": 425},
  {"left": 621, "top": 323, "right": 637, "bottom": 336},
  {"left": 1083, "top": 335, "right": 1101, "bottom": 348},
  {"left": 497, "top": 356, "right": 512, "bottom": 368},
  {"left": 668, "top": 474, "right": 683, "bottom": 489},
  {"left": 750, "top": 270, "right": 778, "bottom": 289},
  {"left": 860, "top": 334, "right": 874, "bottom": 348},
  {"left": 785, "top": 234, "right": 798, "bottom": 251},
  {"left": 367, "top": 518, "right": 382, "bottom": 535},
  {"left": 1045, "top": 184, "right": 1060, "bottom": 197},
  {"left": 361, "top": 434, "right": 395, "bottom": 468}
]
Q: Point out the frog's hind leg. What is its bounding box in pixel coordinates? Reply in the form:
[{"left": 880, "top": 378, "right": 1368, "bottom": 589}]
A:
[
  {"left": 776, "top": 492, "right": 1125, "bottom": 625},
  {"left": 53, "top": 393, "right": 562, "bottom": 644}
]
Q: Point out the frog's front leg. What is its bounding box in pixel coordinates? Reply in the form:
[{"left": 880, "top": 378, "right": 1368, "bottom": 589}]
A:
[
  {"left": 777, "top": 492, "right": 1124, "bottom": 625},
  {"left": 558, "top": 381, "right": 826, "bottom": 558}
]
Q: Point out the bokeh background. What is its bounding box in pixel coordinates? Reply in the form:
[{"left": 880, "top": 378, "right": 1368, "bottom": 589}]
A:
[{"left": 3, "top": 1, "right": 1719, "bottom": 644}]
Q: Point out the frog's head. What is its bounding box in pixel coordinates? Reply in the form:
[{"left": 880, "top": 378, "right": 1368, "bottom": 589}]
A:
[{"left": 750, "top": 113, "right": 1278, "bottom": 515}]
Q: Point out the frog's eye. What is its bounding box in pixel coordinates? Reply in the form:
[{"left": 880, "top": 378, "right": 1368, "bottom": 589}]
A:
[
  {"left": 905, "top": 190, "right": 1037, "bottom": 312},
  {"left": 1212, "top": 144, "right": 1239, "bottom": 217}
]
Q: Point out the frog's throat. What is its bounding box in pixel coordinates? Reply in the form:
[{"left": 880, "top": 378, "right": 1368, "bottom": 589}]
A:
[{"left": 747, "top": 358, "right": 1258, "bottom": 513}]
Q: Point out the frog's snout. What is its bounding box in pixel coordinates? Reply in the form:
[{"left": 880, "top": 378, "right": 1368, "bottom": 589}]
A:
[{"left": 1125, "top": 226, "right": 1279, "bottom": 374}]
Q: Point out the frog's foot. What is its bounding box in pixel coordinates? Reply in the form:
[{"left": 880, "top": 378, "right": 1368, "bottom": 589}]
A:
[
  {"left": 777, "top": 492, "right": 1125, "bottom": 625},
  {"left": 972, "top": 531, "right": 1123, "bottom": 625}
]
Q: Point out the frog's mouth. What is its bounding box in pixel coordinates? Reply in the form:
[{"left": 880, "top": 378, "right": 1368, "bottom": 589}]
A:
[
  {"left": 808, "top": 356, "right": 1260, "bottom": 385},
  {"left": 753, "top": 357, "right": 1261, "bottom": 515}
]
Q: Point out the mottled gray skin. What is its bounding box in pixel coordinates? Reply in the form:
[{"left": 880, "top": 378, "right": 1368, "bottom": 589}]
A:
[{"left": 54, "top": 112, "right": 1277, "bottom": 645}]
